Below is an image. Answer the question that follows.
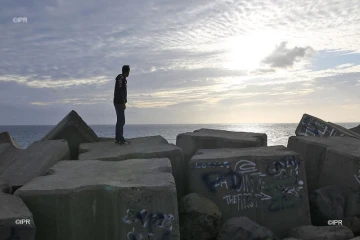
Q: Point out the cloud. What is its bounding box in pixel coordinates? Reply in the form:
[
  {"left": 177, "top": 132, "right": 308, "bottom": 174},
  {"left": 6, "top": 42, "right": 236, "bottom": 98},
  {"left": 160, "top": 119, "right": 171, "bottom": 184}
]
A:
[
  {"left": 1, "top": 0, "right": 360, "bottom": 124},
  {"left": 262, "top": 42, "right": 315, "bottom": 68},
  {"left": 249, "top": 68, "right": 276, "bottom": 75}
]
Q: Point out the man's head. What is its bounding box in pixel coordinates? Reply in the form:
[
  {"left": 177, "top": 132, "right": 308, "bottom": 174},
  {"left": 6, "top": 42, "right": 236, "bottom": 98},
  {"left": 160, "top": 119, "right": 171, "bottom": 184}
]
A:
[{"left": 122, "top": 65, "right": 130, "bottom": 77}]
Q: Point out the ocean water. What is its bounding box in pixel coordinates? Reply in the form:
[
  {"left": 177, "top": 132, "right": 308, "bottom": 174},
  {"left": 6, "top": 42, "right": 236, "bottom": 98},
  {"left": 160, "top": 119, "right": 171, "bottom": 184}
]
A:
[{"left": 0, "top": 123, "right": 358, "bottom": 149}]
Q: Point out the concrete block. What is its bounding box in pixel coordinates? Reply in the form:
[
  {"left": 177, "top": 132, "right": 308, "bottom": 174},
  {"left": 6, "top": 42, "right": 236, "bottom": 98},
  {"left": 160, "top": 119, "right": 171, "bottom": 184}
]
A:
[
  {"left": 0, "top": 143, "right": 24, "bottom": 175},
  {"left": 42, "top": 110, "right": 99, "bottom": 159},
  {"left": 295, "top": 114, "right": 360, "bottom": 139},
  {"left": 350, "top": 125, "right": 360, "bottom": 135},
  {"left": 0, "top": 140, "right": 70, "bottom": 189},
  {"left": 79, "top": 136, "right": 185, "bottom": 199},
  {"left": 188, "top": 146, "right": 310, "bottom": 238},
  {"left": 0, "top": 132, "right": 24, "bottom": 175},
  {"left": 0, "top": 178, "right": 11, "bottom": 193},
  {"left": 98, "top": 137, "right": 118, "bottom": 142},
  {"left": 0, "top": 131, "right": 22, "bottom": 148},
  {"left": 288, "top": 136, "right": 360, "bottom": 217},
  {"left": 177, "top": 129, "right": 267, "bottom": 165},
  {"left": 15, "top": 159, "right": 179, "bottom": 240},
  {"left": 288, "top": 225, "right": 354, "bottom": 240},
  {"left": 0, "top": 192, "right": 35, "bottom": 240}
]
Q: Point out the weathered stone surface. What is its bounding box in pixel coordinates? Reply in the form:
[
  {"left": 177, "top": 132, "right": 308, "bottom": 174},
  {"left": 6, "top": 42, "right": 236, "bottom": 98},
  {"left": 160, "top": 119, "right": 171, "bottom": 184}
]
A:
[
  {"left": 79, "top": 136, "right": 185, "bottom": 199},
  {"left": 15, "top": 158, "right": 179, "bottom": 240},
  {"left": 349, "top": 237, "right": 360, "bottom": 240},
  {"left": 309, "top": 186, "right": 345, "bottom": 226},
  {"left": 0, "top": 143, "right": 23, "bottom": 175},
  {"left": 179, "top": 193, "right": 221, "bottom": 240},
  {"left": 0, "top": 140, "right": 70, "bottom": 189},
  {"left": 0, "top": 132, "right": 24, "bottom": 175},
  {"left": 42, "top": 110, "right": 99, "bottom": 159},
  {"left": 287, "top": 136, "right": 360, "bottom": 217},
  {"left": 0, "top": 146, "right": 24, "bottom": 175},
  {"left": 350, "top": 125, "right": 360, "bottom": 135},
  {"left": 98, "top": 137, "right": 118, "bottom": 142},
  {"left": 217, "top": 216, "right": 280, "bottom": 240},
  {"left": 188, "top": 146, "right": 310, "bottom": 238},
  {"left": 0, "top": 192, "right": 35, "bottom": 240},
  {"left": 0, "top": 178, "right": 11, "bottom": 193},
  {"left": 295, "top": 113, "right": 360, "bottom": 139},
  {"left": 282, "top": 238, "right": 303, "bottom": 240},
  {"left": 288, "top": 225, "right": 354, "bottom": 240},
  {"left": 177, "top": 128, "right": 267, "bottom": 163},
  {"left": 342, "top": 217, "right": 360, "bottom": 236}
]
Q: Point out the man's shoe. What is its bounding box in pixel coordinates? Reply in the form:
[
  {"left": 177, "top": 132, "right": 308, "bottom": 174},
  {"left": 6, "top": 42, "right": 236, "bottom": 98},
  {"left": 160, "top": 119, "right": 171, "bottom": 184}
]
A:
[{"left": 115, "top": 140, "right": 125, "bottom": 144}]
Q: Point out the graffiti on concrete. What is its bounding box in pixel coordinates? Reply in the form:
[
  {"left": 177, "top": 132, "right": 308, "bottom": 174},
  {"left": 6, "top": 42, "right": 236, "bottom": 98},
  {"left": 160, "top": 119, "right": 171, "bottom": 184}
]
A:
[
  {"left": 199, "top": 156, "right": 304, "bottom": 212},
  {"left": 201, "top": 170, "right": 242, "bottom": 193},
  {"left": 201, "top": 160, "right": 270, "bottom": 210},
  {"left": 268, "top": 192, "right": 303, "bottom": 212},
  {"left": 298, "top": 115, "right": 342, "bottom": 137},
  {"left": 127, "top": 227, "right": 143, "bottom": 240},
  {"left": 223, "top": 192, "right": 272, "bottom": 210},
  {"left": 266, "top": 156, "right": 304, "bottom": 212},
  {"left": 195, "top": 161, "right": 230, "bottom": 169},
  {"left": 123, "top": 209, "right": 174, "bottom": 240},
  {"left": 266, "top": 155, "right": 299, "bottom": 178},
  {"left": 266, "top": 155, "right": 304, "bottom": 196}
]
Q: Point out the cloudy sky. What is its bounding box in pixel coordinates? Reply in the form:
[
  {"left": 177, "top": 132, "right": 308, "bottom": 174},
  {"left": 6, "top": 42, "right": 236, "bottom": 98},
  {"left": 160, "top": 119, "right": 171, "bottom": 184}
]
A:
[{"left": 1, "top": 0, "right": 360, "bottom": 125}]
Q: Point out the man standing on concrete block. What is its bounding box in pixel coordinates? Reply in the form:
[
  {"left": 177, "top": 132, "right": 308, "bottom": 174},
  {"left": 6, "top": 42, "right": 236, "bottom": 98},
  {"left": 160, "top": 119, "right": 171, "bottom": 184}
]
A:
[{"left": 113, "top": 65, "right": 131, "bottom": 145}]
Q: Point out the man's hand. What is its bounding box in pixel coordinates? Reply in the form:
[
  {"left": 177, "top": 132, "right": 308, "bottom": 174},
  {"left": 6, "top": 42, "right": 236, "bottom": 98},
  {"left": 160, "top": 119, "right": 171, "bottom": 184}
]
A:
[{"left": 121, "top": 103, "right": 126, "bottom": 110}]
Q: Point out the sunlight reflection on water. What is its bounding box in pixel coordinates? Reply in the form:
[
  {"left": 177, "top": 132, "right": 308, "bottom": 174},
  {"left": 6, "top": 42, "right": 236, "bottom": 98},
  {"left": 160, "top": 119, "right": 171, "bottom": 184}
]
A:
[{"left": 0, "top": 123, "right": 357, "bottom": 149}]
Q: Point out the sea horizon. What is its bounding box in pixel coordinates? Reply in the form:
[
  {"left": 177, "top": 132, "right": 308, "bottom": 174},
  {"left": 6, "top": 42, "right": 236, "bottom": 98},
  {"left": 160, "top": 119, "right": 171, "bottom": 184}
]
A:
[{"left": 1, "top": 122, "right": 358, "bottom": 149}]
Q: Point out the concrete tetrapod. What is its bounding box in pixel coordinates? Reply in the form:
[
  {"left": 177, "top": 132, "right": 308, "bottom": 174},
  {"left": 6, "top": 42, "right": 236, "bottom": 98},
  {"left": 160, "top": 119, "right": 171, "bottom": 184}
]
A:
[
  {"left": 42, "top": 110, "right": 99, "bottom": 159},
  {"left": 0, "top": 139, "right": 70, "bottom": 189}
]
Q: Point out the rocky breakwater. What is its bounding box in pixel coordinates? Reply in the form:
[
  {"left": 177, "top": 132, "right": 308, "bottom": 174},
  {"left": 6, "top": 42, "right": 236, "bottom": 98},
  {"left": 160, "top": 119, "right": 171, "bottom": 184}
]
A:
[{"left": 1, "top": 110, "right": 359, "bottom": 240}]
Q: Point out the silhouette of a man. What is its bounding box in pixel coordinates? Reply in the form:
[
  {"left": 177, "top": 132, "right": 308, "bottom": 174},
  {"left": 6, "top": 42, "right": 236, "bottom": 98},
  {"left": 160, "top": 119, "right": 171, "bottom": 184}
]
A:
[{"left": 113, "top": 65, "right": 130, "bottom": 144}]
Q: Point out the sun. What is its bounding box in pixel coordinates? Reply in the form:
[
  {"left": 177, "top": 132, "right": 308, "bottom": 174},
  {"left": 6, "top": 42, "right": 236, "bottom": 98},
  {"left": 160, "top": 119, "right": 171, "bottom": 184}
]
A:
[{"left": 223, "top": 31, "right": 281, "bottom": 71}]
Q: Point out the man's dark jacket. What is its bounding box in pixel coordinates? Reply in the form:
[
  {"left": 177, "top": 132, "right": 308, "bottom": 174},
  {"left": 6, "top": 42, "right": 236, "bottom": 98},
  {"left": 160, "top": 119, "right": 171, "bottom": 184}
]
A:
[{"left": 113, "top": 74, "right": 127, "bottom": 104}]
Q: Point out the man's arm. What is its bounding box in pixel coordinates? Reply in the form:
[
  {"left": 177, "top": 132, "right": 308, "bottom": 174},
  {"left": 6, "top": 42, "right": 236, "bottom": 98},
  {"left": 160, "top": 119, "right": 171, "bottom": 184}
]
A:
[{"left": 116, "top": 75, "right": 126, "bottom": 109}]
